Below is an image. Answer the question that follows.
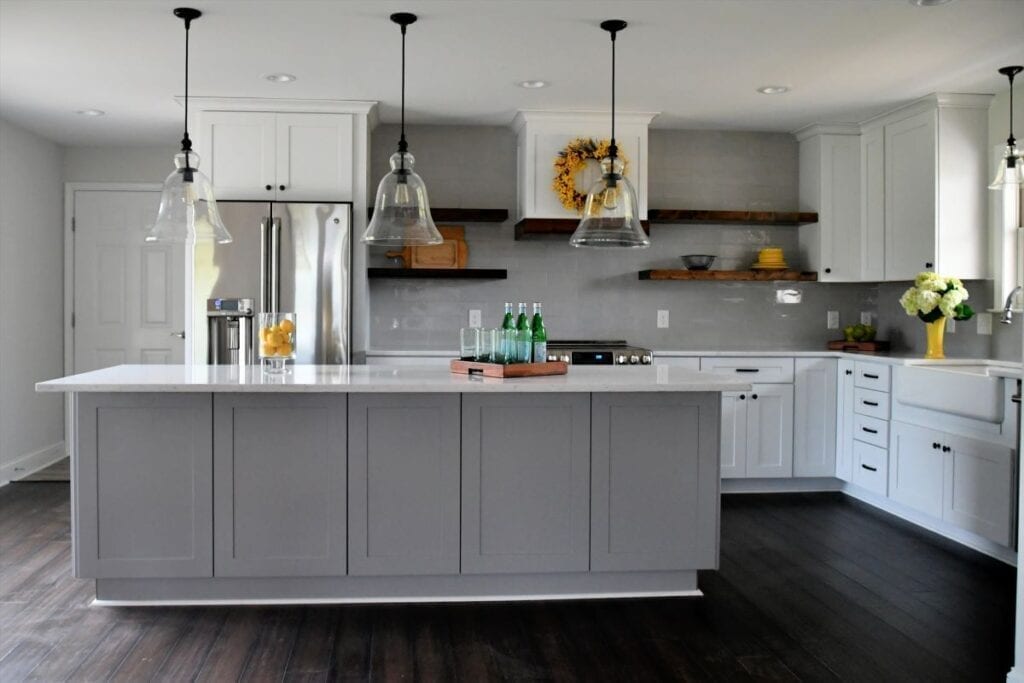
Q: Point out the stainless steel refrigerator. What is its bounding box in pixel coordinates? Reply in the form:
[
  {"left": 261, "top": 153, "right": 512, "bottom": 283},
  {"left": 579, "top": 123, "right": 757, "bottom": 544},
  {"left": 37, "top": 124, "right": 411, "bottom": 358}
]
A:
[{"left": 195, "top": 201, "right": 351, "bottom": 365}]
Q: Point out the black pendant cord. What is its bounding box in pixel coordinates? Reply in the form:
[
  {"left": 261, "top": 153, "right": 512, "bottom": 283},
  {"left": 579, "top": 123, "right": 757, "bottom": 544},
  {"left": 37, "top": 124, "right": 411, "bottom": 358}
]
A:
[
  {"left": 399, "top": 22, "right": 407, "bottom": 157},
  {"left": 180, "top": 13, "right": 193, "bottom": 154},
  {"left": 609, "top": 27, "right": 617, "bottom": 162},
  {"left": 1008, "top": 69, "right": 1016, "bottom": 148}
]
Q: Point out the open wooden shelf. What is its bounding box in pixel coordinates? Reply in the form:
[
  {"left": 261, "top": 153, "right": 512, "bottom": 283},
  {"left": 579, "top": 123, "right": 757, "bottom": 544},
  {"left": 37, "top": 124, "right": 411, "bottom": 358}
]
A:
[
  {"left": 639, "top": 269, "right": 817, "bottom": 282},
  {"left": 367, "top": 208, "right": 508, "bottom": 223},
  {"left": 514, "top": 218, "right": 650, "bottom": 240},
  {"left": 646, "top": 209, "right": 818, "bottom": 226},
  {"left": 368, "top": 267, "right": 508, "bottom": 280}
]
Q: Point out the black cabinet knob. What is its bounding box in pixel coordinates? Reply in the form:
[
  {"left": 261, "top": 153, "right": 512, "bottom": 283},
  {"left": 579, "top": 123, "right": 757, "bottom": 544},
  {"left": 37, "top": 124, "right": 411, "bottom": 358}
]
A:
[
  {"left": 942, "top": 445, "right": 951, "bottom": 453},
  {"left": 824, "top": 268, "right": 832, "bottom": 274},
  {"left": 925, "top": 262, "right": 933, "bottom": 268},
  {"left": 932, "top": 442, "right": 940, "bottom": 449},
  {"left": 739, "top": 394, "right": 746, "bottom": 400},
  {"left": 279, "top": 184, "right": 286, "bottom": 191},
  {"left": 265, "top": 184, "right": 272, "bottom": 191},
  {"left": 845, "top": 369, "right": 853, "bottom": 375},
  {"left": 751, "top": 394, "right": 758, "bottom": 400}
]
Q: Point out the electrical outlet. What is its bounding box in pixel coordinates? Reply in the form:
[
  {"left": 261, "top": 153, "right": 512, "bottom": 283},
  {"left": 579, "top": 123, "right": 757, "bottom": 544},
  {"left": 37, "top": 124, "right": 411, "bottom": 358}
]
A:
[
  {"left": 827, "top": 310, "right": 839, "bottom": 329},
  {"left": 860, "top": 311, "right": 873, "bottom": 325},
  {"left": 945, "top": 317, "right": 956, "bottom": 333},
  {"left": 657, "top": 310, "right": 670, "bottom": 328},
  {"left": 468, "top": 309, "right": 482, "bottom": 328},
  {"left": 977, "top": 312, "right": 993, "bottom": 335}
]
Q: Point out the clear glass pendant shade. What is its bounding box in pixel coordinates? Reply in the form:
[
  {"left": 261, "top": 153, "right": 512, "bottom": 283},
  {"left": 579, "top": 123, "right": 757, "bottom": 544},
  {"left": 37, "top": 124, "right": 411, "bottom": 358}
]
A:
[
  {"left": 362, "top": 151, "right": 443, "bottom": 246},
  {"left": 989, "top": 145, "right": 1023, "bottom": 189},
  {"left": 569, "top": 157, "right": 650, "bottom": 248},
  {"left": 147, "top": 151, "right": 232, "bottom": 243}
]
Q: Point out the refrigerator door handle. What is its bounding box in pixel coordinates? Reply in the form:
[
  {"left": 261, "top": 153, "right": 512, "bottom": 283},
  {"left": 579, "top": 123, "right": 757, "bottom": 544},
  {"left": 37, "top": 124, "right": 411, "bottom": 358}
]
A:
[
  {"left": 270, "top": 217, "right": 282, "bottom": 313},
  {"left": 259, "top": 217, "right": 270, "bottom": 313}
]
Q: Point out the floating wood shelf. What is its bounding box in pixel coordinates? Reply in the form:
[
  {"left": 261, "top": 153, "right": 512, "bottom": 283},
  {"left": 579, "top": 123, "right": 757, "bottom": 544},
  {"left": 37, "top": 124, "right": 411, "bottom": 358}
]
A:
[
  {"left": 514, "top": 218, "right": 650, "bottom": 240},
  {"left": 368, "top": 268, "right": 508, "bottom": 280},
  {"left": 639, "top": 269, "right": 818, "bottom": 282},
  {"left": 367, "top": 208, "right": 509, "bottom": 223},
  {"left": 646, "top": 209, "right": 818, "bottom": 226}
]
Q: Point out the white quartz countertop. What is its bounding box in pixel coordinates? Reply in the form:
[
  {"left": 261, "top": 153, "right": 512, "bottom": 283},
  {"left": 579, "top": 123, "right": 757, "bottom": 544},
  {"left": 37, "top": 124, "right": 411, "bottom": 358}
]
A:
[{"left": 36, "top": 364, "right": 753, "bottom": 394}]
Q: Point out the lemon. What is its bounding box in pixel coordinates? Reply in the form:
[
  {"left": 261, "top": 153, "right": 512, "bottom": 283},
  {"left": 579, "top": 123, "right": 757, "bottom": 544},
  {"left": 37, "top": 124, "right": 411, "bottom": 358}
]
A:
[
  {"left": 278, "top": 341, "right": 293, "bottom": 357},
  {"left": 280, "top": 319, "right": 294, "bottom": 334},
  {"left": 261, "top": 341, "right": 277, "bottom": 357}
]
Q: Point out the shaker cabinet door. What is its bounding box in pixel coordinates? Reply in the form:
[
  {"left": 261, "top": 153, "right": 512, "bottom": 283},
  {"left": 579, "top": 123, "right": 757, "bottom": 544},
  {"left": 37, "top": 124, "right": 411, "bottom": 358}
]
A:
[
  {"left": 461, "top": 393, "right": 590, "bottom": 574},
  {"left": 884, "top": 109, "right": 937, "bottom": 280},
  {"left": 943, "top": 434, "right": 1014, "bottom": 546},
  {"left": 835, "top": 360, "right": 857, "bottom": 481},
  {"left": 590, "top": 392, "right": 720, "bottom": 572},
  {"left": 275, "top": 113, "right": 354, "bottom": 202},
  {"left": 76, "top": 393, "right": 213, "bottom": 579},
  {"left": 794, "top": 358, "right": 838, "bottom": 477},
  {"left": 719, "top": 391, "right": 748, "bottom": 479},
  {"left": 348, "top": 394, "right": 460, "bottom": 576},
  {"left": 198, "top": 111, "right": 277, "bottom": 200},
  {"left": 744, "top": 384, "right": 794, "bottom": 478},
  {"left": 888, "top": 421, "right": 944, "bottom": 518},
  {"left": 213, "top": 394, "right": 347, "bottom": 577}
]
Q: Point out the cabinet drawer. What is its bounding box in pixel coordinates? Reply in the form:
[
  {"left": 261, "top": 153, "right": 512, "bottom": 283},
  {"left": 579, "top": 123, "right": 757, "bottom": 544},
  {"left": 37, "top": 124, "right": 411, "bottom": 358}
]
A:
[
  {"left": 853, "top": 413, "right": 889, "bottom": 448},
  {"left": 700, "top": 357, "right": 794, "bottom": 383},
  {"left": 854, "top": 387, "right": 890, "bottom": 419},
  {"left": 854, "top": 362, "right": 891, "bottom": 392},
  {"left": 852, "top": 441, "right": 888, "bottom": 496}
]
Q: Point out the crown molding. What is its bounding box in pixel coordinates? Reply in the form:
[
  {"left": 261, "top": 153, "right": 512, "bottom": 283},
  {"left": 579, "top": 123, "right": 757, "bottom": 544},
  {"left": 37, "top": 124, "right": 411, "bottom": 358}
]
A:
[
  {"left": 792, "top": 123, "right": 862, "bottom": 141},
  {"left": 175, "top": 97, "right": 379, "bottom": 117},
  {"left": 511, "top": 109, "right": 660, "bottom": 133}
]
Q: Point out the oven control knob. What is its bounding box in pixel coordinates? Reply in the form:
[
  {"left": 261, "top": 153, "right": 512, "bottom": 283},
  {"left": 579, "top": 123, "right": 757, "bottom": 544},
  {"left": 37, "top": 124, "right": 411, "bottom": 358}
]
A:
[
  {"left": 640, "top": 354, "right": 653, "bottom": 365},
  {"left": 629, "top": 354, "right": 640, "bottom": 365},
  {"left": 560, "top": 354, "right": 571, "bottom": 363},
  {"left": 547, "top": 353, "right": 557, "bottom": 362},
  {"left": 616, "top": 353, "right": 628, "bottom": 364}
]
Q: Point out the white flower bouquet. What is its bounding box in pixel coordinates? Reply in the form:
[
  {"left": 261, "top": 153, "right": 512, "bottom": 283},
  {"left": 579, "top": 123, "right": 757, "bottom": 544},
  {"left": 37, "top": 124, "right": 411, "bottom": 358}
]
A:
[{"left": 899, "top": 272, "right": 974, "bottom": 323}]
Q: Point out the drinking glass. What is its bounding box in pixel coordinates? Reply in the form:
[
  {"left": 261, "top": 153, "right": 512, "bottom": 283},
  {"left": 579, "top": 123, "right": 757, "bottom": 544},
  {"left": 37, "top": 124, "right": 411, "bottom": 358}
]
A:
[
  {"left": 498, "top": 329, "right": 518, "bottom": 364},
  {"left": 258, "top": 312, "right": 296, "bottom": 373},
  {"left": 478, "top": 328, "right": 496, "bottom": 362},
  {"left": 489, "top": 328, "right": 508, "bottom": 364},
  {"left": 460, "top": 327, "right": 480, "bottom": 361}
]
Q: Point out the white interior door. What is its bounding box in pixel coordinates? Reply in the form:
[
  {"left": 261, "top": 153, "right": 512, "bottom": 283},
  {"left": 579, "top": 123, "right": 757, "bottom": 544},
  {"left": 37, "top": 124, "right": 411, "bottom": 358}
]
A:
[{"left": 73, "top": 188, "right": 184, "bottom": 371}]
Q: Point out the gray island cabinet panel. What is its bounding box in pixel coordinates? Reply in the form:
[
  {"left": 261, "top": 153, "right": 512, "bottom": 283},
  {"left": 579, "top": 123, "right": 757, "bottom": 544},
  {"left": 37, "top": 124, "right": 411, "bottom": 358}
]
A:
[
  {"left": 76, "top": 393, "right": 213, "bottom": 578},
  {"left": 461, "top": 393, "right": 591, "bottom": 574},
  {"left": 348, "top": 394, "right": 460, "bottom": 576},
  {"left": 590, "top": 393, "right": 720, "bottom": 572},
  {"left": 213, "top": 394, "right": 347, "bottom": 577}
]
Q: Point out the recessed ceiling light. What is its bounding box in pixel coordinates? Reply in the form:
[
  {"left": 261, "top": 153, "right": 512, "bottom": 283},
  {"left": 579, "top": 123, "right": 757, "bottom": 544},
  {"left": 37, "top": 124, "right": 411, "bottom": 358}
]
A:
[
  {"left": 517, "top": 80, "right": 549, "bottom": 89},
  {"left": 909, "top": 0, "right": 954, "bottom": 5},
  {"left": 757, "top": 86, "right": 790, "bottom": 95},
  {"left": 74, "top": 109, "right": 105, "bottom": 116},
  {"left": 263, "top": 73, "right": 298, "bottom": 83}
]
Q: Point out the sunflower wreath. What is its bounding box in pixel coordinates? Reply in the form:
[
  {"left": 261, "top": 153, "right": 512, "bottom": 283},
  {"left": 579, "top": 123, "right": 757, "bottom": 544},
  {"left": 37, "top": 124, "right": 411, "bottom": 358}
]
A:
[{"left": 552, "top": 138, "right": 630, "bottom": 213}]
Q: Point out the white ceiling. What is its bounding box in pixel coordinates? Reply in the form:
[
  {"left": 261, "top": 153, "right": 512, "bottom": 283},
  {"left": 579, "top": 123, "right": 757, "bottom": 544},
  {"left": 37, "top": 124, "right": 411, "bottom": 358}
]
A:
[{"left": 1, "top": 0, "right": 1022, "bottom": 146}]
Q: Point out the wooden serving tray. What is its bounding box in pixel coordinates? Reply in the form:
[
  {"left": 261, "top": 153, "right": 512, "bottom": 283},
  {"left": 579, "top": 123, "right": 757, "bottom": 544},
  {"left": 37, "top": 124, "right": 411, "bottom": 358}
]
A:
[
  {"left": 450, "top": 360, "right": 569, "bottom": 378},
  {"left": 827, "top": 340, "right": 890, "bottom": 353}
]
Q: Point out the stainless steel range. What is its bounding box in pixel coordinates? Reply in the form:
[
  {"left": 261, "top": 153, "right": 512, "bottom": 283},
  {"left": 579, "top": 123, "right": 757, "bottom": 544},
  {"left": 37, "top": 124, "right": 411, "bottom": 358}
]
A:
[{"left": 546, "top": 340, "right": 653, "bottom": 365}]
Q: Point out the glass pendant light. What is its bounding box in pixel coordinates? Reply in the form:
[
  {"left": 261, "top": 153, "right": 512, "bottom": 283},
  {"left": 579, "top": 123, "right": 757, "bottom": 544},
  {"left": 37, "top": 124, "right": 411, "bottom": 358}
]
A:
[
  {"left": 147, "top": 7, "right": 231, "bottom": 244},
  {"left": 569, "top": 20, "right": 650, "bottom": 249},
  {"left": 990, "top": 65, "right": 1023, "bottom": 190},
  {"left": 362, "top": 13, "right": 442, "bottom": 246}
]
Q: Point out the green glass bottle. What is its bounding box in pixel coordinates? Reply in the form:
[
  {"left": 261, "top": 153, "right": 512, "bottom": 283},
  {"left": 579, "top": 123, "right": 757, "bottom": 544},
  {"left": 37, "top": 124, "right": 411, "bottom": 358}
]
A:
[
  {"left": 531, "top": 302, "right": 547, "bottom": 363},
  {"left": 500, "top": 302, "right": 515, "bottom": 363},
  {"left": 515, "top": 302, "right": 532, "bottom": 363}
]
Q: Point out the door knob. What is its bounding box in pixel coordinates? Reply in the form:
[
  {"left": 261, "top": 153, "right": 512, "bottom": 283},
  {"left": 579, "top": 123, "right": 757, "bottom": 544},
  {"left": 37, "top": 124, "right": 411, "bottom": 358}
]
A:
[{"left": 170, "top": 331, "right": 186, "bottom": 339}]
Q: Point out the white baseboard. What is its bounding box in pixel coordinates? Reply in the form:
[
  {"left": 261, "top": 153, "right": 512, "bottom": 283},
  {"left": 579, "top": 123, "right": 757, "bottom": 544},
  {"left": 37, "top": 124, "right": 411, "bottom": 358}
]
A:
[
  {"left": 722, "top": 477, "right": 844, "bottom": 494},
  {"left": 842, "top": 482, "right": 1018, "bottom": 566},
  {"left": 0, "top": 441, "right": 66, "bottom": 487}
]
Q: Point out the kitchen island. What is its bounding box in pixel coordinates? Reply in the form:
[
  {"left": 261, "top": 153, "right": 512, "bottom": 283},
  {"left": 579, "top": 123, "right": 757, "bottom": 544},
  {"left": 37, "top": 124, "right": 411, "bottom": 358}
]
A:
[{"left": 37, "top": 364, "right": 748, "bottom": 605}]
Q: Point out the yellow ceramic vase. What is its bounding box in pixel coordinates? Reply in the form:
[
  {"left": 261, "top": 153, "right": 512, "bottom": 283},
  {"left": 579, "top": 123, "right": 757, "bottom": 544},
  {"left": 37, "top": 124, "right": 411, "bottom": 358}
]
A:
[{"left": 924, "top": 318, "right": 946, "bottom": 360}]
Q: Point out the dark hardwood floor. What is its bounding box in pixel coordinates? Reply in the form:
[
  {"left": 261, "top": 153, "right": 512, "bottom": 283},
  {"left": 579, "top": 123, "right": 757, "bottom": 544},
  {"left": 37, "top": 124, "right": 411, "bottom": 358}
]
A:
[{"left": 0, "top": 483, "right": 1015, "bottom": 681}]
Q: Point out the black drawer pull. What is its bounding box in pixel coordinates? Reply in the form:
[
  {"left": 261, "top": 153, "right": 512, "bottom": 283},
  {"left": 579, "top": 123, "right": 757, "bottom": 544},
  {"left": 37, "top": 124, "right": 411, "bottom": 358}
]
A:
[
  {"left": 861, "top": 464, "right": 878, "bottom": 472},
  {"left": 862, "top": 427, "right": 878, "bottom": 434},
  {"left": 862, "top": 400, "right": 879, "bottom": 407},
  {"left": 735, "top": 368, "right": 760, "bottom": 373},
  {"left": 863, "top": 373, "right": 880, "bottom": 379}
]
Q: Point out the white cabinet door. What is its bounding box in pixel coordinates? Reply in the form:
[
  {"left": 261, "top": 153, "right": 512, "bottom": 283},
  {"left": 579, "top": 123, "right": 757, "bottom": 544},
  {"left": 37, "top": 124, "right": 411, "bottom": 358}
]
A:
[
  {"left": 860, "top": 126, "right": 886, "bottom": 281},
  {"left": 198, "top": 111, "right": 276, "bottom": 200},
  {"left": 888, "top": 421, "right": 944, "bottom": 518},
  {"left": 720, "top": 391, "right": 748, "bottom": 479},
  {"left": 745, "top": 384, "right": 794, "bottom": 478},
  {"left": 794, "top": 358, "right": 837, "bottom": 477},
  {"left": 835, "top": 360, "right": 856, "bottom": 481},
  {"left": 884, "top": 109, "right": 937, "bottom": 280},
  {"left": 943, "top": 434, "right": 1014, "bottom": 546},
  {"left": 818, "top": 135, "right": 861, "bottom": 282},
  {"left": 275, "top": 113, "right": 353, "bottom": 202}
]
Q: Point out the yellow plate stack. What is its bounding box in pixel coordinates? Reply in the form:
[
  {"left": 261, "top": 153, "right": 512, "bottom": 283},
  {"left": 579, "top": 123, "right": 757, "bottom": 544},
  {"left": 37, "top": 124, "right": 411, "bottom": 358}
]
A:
[{"left": 752, "top": 247, "right": 788, "bottom": 270}]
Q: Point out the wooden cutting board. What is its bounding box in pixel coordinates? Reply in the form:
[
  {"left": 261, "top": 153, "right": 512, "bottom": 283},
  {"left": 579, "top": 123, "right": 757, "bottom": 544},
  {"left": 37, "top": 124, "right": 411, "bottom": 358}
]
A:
[
  {"left": 386, "top": 226, "right": 468, "bottom": 269},
  {"left": 450, "top": 360, "right": 569, "bottom": 378}
]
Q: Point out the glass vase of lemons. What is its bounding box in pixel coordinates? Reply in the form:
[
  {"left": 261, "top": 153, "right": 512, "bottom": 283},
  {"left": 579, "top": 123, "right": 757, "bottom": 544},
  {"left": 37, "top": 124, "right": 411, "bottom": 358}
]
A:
[{"left": 258, "top": 312, "right": 296, "bottom": 373}]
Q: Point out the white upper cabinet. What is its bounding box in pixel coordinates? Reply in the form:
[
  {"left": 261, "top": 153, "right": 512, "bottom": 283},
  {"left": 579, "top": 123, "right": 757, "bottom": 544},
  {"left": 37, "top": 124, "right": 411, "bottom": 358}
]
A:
[
  {"left": 860, "top": 127, "right": 886, "bottom": 281},
  {"left": 797, "top": 128, "right": 862, "bottom": 282},
  {"left": 867, "top": 95, "right": 991, "bottom": 281},
  {"left": 197, "top": 110, "right": 355, "bottom": 202}
]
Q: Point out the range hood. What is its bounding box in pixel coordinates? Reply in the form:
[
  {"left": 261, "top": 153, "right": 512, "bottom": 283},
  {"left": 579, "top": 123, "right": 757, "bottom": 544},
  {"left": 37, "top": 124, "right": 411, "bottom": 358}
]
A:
[{"left": 511, "top": 110, "right": 658, "bottom": 222}]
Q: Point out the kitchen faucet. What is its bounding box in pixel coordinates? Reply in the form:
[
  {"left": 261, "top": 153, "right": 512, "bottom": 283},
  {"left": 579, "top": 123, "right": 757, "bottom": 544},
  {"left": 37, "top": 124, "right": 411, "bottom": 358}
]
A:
[{"left": 1000, "top": 285, "right": 1022, "bottom": 324}]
